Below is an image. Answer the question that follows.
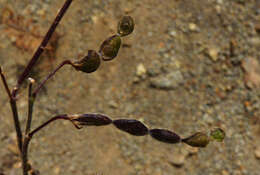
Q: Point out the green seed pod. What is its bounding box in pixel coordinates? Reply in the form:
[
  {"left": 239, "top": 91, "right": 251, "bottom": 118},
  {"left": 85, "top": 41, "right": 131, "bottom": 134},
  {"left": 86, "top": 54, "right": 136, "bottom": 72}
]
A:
[
  {"left": 72, "top": 50, "right": 101, "bottom": 73},
  {"left": 182, "top": 132, "right": 210, "bottom": 148},
  {"left": 117, "top": 16, "right": 134, "bottom": 37},
  {"left": 99, "top": 35, "right": 121, "bottom": 61},
  {"left": 210, "top": 128, "right": 225, "bottom": 142}
]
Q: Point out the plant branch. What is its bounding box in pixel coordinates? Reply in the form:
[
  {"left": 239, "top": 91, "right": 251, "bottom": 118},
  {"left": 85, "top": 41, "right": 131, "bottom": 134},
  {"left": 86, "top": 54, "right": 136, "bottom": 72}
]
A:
[
  {"left": 32, "top": 60, "right": 73, "bottom": 97},
  {"left": 22, "top": 113, "right": 78, "bottom": 175},
  {"left": 13, "top": 0, "right": 74, "bottom": 97},
  {"left": 0, "top": 67, "right": 12, "bottom": 99},
  {"left": 25, "top": 78, "right": 36, "bottom": 135},
  {"left": 10, "top": 99, "right": 23, "bottom": 152},
  {"left": 1, "top": 67, "right": 23, "bottom": 152},
  {"left": 28, "top": 114, "right": 77, "bottom": 138}
]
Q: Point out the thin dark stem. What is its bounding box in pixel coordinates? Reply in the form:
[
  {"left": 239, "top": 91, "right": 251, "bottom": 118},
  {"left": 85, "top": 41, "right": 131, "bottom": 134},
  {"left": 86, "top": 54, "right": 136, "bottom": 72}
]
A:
[
  {"left": 10, "top": 99, "right": 23, "bottom": 152},
  {"left": 25, "top": 78, "right": 35, "bottom": 135},
  {"left": 1, "top": 67, "right": 23, "bottom": 152},
  {"left": 0, "top": 67, "right": 12, "bottom": 99},
  {"left": 22, "top": 136, "right": 30, "bottom": 175},
  {"left": 28, "top": 114, "right": 71, "bottom": 138},
  {"left": 22, "top": 114, "right": 75, "bottom": 175},
  {"left": 13, "top": 0, "right": 74, "bottom": 97},
  {"left": 32, "top": 60, "right": 72, "bottom": 97}
]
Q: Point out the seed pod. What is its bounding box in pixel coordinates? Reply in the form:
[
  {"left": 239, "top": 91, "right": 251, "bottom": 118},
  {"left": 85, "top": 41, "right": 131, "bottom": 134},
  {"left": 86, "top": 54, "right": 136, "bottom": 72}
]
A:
[
  {"left": 210, "top": 128, "right": 225, "bottom": 142},
  {"left": 113, "top": 119, "right": 149, "bottom": 136},
  {"left": 99, "top": 35, "right": 121, "bottom": 61},
  {"left": 182, "top": 132, "right": 210, "bottom": 147},
  {"left": 117, "top": 16, "right": 134, "bottom": 37},
  {"left": 72, "top": 50, "right": 101, "bottom": 73},
  {"left": 70, "top": 113, "right": 112, "bottom": 126},
  {"left": 149, "top": 129, "right": 181, "bottom": 144}
]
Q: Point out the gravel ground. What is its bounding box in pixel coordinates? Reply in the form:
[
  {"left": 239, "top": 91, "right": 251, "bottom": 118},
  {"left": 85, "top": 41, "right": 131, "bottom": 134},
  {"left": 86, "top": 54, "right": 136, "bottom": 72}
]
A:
[{"left": 0, "top": 0, "right": 260, "bottom": 175}]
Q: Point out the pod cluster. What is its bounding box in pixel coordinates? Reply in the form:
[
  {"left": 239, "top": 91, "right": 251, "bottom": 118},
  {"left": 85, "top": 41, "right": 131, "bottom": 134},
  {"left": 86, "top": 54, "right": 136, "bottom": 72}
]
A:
[
  {"left": 72, "top": 16, "right": 134, "bottom": 73},
  {"left": 69, "top": 113, "right": 225, "bottom": 148}
]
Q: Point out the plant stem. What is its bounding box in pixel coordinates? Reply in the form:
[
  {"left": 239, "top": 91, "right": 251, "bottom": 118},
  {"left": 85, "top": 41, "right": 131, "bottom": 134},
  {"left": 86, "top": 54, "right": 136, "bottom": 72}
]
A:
[
  {"left": 1, "top": 67, "right": 23, "bottom": 152},
  {"left": 0, "top": 67, "right": 12, "bottom": 99},
  {"left": 22, "top": 136, "right": 30, "bottom": 175},
  {"left": 25, "top": 78, "right": 35, "bottom": 135},
  {"left": 13, "top": 0, "right": 74, "bottom": 97},
  {"left": 32, "top": 60, "right": 72, "bottom": 97},
  {"left": 10, "top": 99, "right": 23, "bottom": 152},
  {"left": 28, "top": 114, "right": 77, "bottom": 138},
  {"left": 22, "top": 114, "right": 71, "bottom": 175}
]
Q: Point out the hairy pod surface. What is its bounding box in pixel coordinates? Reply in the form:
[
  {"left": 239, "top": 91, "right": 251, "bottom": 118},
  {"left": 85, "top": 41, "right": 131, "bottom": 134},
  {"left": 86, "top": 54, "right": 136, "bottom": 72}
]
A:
[
  {"left": 99, "top": 35, "right": 121, "bottom": 61},
  {"left": 117, "top": 16, "right": 135, "bottom": 37},
  {"left": 72, "top": 50, "right": 101, "bottom": 73},
  {"left": 113, "top": 119, "right": 149, "bottom": 136},
  {"left": 71, "top": 113, "right": 112, "bottom": 126},
  {"left": 182, "top": 132, "right": 210, "bottom": 147},
  {"left": 149, "top": 129, "right": 181, "bottom": 144}
]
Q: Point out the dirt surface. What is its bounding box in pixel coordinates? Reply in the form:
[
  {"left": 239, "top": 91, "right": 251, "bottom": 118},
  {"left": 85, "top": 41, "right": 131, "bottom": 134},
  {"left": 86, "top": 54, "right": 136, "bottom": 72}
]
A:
[{"left": 0, "top": 0, "right": 260, "bottom": 175}]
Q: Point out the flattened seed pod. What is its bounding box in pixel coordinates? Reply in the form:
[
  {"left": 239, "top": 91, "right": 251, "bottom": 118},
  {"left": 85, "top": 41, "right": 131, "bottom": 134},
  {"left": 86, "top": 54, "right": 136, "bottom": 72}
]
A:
[
  {"left": 149, "top": 129, "right": 181, "bottom": 144},
  {"left": 71, "top": 113, "right": 112, "bottom": 126},
  {"left": 72, "top": 50, "right": 101, "bottom": 73},
  {"left": 182, "top": 132, "right": 210, "bottom": 147},
  {"left": 99, "top": 35, "right": 121, "bottom": 61},
  {"left": 113, "top": 119, "right": 149, "bottom": 136},
  {"left": 117, "top": 16, "right": 134, "bottom": 37}
]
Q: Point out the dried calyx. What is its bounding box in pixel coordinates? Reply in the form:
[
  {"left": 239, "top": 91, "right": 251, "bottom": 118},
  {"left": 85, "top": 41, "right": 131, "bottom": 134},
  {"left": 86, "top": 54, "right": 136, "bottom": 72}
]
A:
[{"left": 72, "top": 50, "right": 101, "bottom": 73}]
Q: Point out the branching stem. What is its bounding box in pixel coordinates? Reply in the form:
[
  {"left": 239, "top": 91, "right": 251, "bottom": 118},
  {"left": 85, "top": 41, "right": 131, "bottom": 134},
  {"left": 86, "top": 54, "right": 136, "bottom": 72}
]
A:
[
  {"left": 0, "top": 67, "right": 12, "bottom": 99},
  {"left": 32, "top": 60, "right": 73, "bottom": 97},
  {"left": 25, "top": 78, "right": 36, "bottom": 135},
  {"left": 13, "top": 0, "right": 74, "bottom": 97}
]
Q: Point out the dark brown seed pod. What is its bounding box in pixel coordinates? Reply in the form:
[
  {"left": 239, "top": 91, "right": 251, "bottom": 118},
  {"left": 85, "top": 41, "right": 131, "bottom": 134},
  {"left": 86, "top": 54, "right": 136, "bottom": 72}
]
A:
[
  {"left": 149, "top": 129, "right": 181, "bottom": 144},
  {"left": 70, "top": 113, "right": 112, "bottom": 126},
  {"left": 113, "top": 119, "right": 149, "bottom": 136},
  {"left": 117, "top": 16, "right": 134, "bottom": 37},
  {"left": 99, "top": 35, "right": 121, "bottom": 61},
  {"left": 182, "top": 132, "right": 210, "bottom": 147},
  {"left": 72, "top": 50, "right": 101, "bottom": 73}
]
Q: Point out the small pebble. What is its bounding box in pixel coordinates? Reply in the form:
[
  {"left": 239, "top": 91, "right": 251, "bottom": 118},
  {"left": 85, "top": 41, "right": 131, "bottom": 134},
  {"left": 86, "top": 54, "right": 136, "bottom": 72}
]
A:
[
  {"left": 189, "top": 23, "right": 199, "bottom": 32},
  {"left": 150, "top": 71, "right": 184, "bottom": 90},
  {"left": 207, "top": 47, "right": 219, "bottom": 62},
  {"left": 255, "top": 146, "right": 260, "bottom": 159},
  {"left": 168, "top": 153, "right": 185, "bottom": 167},
  {"left": 136, "top": 63, "right": 146, "bottom": 77}
]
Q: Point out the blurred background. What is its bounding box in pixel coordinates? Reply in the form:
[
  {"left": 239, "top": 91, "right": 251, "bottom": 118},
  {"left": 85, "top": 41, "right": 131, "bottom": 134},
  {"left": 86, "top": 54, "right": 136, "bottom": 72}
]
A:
[{"left": 0, "top": 0, "right": 260, "bottom": 174}]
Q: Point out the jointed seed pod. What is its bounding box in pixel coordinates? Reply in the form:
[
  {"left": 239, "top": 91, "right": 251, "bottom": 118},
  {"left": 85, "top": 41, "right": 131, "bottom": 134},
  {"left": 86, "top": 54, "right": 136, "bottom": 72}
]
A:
[
  {"left": 72, "top": 50, "right": 101, "bottom": 73},
  {"left": 210, "top": 128, "right": 225, "bottom": 142},
  {"left": 70, "top": 113, "right": 112, "bottom": 126},
  {"left": 182, "top": 132, "right": 210, "bottom": 147},
  {"left": 99, "top": 35, "right": 121, "bottom": 61},
  {"left": 149, "top": 129, "right": 181, "bottom": 144},
  {"left": 117, "top": 16, "right": 135, "bottom": 37},
  {"left": 113, "top": 119, "right": 149, "bottom": 136}
]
